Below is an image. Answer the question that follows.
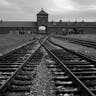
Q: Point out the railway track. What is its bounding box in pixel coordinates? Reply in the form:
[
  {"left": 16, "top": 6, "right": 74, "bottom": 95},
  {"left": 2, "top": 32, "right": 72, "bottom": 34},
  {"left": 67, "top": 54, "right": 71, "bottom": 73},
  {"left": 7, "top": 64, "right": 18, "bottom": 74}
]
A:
[
  {"left": 53, "top": 36, "right": 96, "bottom": 49},
  {"left": 0, "top": 38, "right": 44, "bottom": 96},
  {"left": 4, "top": 48, "right": 44, "bottom": 96},
  {"left": 1, "top": 36, "right": 96, "bottom": 96},
  {"left": 41, "top": 39, "right": 96, "bottom": 96}
]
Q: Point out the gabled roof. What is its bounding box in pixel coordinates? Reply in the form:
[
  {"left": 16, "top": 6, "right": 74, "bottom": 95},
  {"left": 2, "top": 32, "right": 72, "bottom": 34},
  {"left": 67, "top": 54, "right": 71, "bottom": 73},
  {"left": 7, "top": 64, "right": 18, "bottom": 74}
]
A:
[
  {"left": 48, "top": 22, "right": 96, "bottom": 28},
  {"left": 0, "top": 21, "right": 37, "bottom": 27},
  {"left": 0, "top": 21, "right": 96, "bottom": 28},
  {"left": 37, "top": 9, "right": 48, "bottom": 15}
]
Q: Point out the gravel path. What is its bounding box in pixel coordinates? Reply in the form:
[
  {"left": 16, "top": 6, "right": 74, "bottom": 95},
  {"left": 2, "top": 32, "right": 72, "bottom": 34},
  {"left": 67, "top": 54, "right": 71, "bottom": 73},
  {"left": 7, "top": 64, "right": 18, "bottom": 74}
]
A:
[{"left": 25, "top": 56, "right": 55, "bottom": 96}]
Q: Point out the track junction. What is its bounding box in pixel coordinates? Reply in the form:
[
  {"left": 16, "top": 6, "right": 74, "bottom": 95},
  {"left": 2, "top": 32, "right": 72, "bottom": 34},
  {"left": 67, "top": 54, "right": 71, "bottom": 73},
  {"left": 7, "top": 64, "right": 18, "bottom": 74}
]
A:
[{"left": 0, "top": 36, "right": 96, "bottom": 96}]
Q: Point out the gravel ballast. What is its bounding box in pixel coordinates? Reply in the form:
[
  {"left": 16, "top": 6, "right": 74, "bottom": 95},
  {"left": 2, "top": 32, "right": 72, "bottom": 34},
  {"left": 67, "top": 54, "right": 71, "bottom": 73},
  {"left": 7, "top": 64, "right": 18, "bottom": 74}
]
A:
[{"left": 25, "top": 56, "right": 55, "bottom": 96}]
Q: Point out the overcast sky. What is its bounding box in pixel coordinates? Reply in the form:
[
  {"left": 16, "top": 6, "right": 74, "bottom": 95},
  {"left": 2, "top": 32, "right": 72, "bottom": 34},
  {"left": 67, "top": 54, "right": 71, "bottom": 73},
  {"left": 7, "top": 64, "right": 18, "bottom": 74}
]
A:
[{"left": 0, "top": 0, "right": 96, "bottom": 21}]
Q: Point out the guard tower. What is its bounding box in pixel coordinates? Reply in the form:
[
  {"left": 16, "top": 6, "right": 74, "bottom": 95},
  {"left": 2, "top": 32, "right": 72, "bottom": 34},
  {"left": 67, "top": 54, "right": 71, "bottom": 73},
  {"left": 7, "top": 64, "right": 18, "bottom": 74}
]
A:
[{"left": 37, "top": 8, "right": 48, "bottom": 34}]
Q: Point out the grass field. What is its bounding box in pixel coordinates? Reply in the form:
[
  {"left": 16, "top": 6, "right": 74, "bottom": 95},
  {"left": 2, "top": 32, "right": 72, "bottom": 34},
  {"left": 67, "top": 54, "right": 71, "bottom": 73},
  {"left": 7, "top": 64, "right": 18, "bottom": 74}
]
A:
[
  {"left": 51, "top": 37, "right": 96, "bottom": 60},
  {"left": 52, "top": 34, "right": 96, "bottom": 42},
  {"left": 1, "top": 33, "right": 96, "bottom": 55},
  {"left": 65, "top": 34, "right": 96, "bottom": 42},
  {"left": 0, "top": 34, "right": 34, "bottom": 55}
]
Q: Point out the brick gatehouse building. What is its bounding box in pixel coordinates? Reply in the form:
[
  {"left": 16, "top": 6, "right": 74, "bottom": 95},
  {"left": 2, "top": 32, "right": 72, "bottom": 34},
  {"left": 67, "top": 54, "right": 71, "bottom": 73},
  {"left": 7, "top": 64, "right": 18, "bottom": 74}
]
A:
[{"left": 0, "top": 9, "right": 96, "bottom": 35}]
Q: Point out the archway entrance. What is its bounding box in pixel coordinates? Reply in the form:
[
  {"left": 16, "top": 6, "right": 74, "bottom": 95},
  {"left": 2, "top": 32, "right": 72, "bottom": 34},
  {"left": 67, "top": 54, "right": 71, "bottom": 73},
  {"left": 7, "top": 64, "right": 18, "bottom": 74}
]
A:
[{"left": 38, "top": 26, "right": 47, "bottom": 34}]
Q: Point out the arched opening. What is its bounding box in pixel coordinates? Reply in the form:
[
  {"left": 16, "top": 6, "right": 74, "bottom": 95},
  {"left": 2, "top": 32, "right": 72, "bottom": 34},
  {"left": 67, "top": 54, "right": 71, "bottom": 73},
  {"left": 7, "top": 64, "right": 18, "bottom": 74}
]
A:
[
  {"left": 38, "top": 26, "right": 47, "bottom": 34},
  {"left": 68, "top": 29, "right": 74, "bottom": 34},
  {"left": 62, "top": 28, "right": 67, "bottom": 35}
]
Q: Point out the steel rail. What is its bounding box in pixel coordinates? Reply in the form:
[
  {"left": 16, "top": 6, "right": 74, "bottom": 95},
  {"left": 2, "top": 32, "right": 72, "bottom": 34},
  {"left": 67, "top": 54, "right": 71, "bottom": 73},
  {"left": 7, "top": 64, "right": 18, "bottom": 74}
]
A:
[
  {"left": 0, "top": 42, "right": 39, "bottom": 95},
  {"left": 0, "top": 37, "right": 48, "bottom": 95},
  {"left": 54, "top": 36, "right": 96, "bottom": 49},
  {"left": 42, "top": 40, "right": 95, "bottom": 96},
  {"left": 49, "top": 39, "right": 96, "bottom": 64},
  {"left": 65, "top": 38, "right": 96, "bottom": 49},
  {"left": 0, "top": 40, "right": 36, "bottom": 59}
]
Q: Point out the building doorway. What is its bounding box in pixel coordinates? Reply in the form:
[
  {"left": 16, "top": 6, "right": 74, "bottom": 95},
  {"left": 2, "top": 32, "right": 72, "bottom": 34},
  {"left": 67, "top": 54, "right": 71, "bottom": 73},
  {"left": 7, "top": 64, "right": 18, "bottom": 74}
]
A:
[{"left": 38, "top": 26, "right": 47, "bottom": 34}]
